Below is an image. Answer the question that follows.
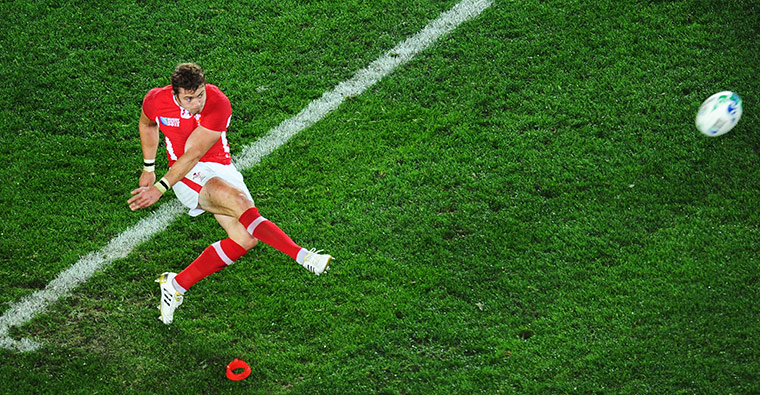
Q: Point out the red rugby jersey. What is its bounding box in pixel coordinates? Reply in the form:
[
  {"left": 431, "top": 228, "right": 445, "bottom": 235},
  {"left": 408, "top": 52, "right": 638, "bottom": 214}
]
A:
[{"left": 142, "top": 84, "right": 232, "bottom": 166}]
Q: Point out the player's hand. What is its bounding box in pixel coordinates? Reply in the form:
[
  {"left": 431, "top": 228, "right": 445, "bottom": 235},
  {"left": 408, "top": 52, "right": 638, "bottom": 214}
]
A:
[
  {"left": 128, "top": 186, "right": 163, "bottom": 211},
  {"left": 139, "top": 170, "right": 156, "bottom": 188}
]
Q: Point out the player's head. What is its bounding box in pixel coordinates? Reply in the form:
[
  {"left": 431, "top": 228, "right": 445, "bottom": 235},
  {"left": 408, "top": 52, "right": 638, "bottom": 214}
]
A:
[
  {"left": 172, "top": 63, "right": 207, "bottom": 115},
  {"left": 171, "top": 63, "right": 206, "bottom": 95}
]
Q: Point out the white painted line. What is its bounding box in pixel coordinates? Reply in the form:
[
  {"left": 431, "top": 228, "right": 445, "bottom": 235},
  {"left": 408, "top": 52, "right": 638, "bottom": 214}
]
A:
[
  {"left": 0, "top": 201, "right": 183, "bottom": 352},
  {"left": 0, "top": 0, "right": 493, "bottom": 352},
  {"left": 234, "top": 0, "right": 494, "bottom": 170}
]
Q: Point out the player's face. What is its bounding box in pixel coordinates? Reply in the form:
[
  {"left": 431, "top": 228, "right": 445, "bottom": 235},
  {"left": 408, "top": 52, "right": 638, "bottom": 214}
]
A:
[{"left": 175, "top": 85, "right": 207, "bottom": 115}]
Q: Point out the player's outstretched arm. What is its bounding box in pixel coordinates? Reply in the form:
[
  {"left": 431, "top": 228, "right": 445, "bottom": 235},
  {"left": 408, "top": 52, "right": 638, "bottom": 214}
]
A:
[
  {"left": 138, "top": 110, "right": 159, "bottom": 188},
  {"left": 162, "top": 125, "right": 222, "bottom": 187},
  {"left": 128, "top": 125, "right": 222, "bottom": 211}
]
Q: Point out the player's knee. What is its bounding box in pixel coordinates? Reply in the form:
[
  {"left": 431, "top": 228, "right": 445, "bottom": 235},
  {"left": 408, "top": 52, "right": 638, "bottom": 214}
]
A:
[
  {"left": 239, "top": 236, "right": 258, "bottom": 250},
  {"left": 206, "top": 177, "right": 253, "bottom": 212},
  {"left": 231, "top": 189, "right": 254, "bottom": 211}
]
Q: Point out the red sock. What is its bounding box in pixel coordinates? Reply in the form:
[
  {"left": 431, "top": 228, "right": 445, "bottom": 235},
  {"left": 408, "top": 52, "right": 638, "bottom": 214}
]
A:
[
  {"left": 174, "top": 238, "right": 248, "bottom": 292},
  {"left": 238, "top": 207, "right": 302, "bottom": 260}
]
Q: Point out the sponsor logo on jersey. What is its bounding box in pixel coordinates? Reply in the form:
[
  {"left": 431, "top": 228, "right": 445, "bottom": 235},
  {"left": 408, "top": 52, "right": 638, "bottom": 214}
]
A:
[{"left": 160, "top": 117, "right": 180, "bottom": 127}]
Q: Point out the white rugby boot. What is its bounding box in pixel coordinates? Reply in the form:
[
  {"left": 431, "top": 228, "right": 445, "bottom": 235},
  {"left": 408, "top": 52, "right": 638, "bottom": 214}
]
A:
[
  {"left": 156, "top": 272, "right": 183, "bottom": 324},
  {"left": 302, "top": 249, "right": 333, "bottom": 276}
]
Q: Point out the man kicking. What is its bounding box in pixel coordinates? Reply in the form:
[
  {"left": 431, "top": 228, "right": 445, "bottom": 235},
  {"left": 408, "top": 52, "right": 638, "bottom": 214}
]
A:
[{"left": 128, "top": 63, "right": 332, "bottom": 324}]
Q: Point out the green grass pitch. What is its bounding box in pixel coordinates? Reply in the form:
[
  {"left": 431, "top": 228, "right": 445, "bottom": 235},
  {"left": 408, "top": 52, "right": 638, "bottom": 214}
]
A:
[{"left": 1, "top": 0, "right": 759, "bottom": 393}]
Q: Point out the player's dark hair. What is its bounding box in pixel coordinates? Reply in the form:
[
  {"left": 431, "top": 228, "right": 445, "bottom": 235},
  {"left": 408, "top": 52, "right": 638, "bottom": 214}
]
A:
[{"left": 171, "top": 63, "right": 206, "bottom": 95}]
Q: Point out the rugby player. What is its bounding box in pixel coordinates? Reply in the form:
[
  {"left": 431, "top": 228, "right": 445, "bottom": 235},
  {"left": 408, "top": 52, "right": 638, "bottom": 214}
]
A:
[{"left": 128, "top": 63, "right": 332, "bottom": 324}]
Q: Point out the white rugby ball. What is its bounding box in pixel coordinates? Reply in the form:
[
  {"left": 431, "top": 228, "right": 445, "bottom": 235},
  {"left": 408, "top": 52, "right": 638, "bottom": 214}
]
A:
[{"left": 695, "top": 91, "right": 742, "bottom": 137}]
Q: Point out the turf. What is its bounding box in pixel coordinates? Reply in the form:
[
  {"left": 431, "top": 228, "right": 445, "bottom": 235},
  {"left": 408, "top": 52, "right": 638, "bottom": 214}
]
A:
[{"left": 1, "top": 0, "right": 759, "bottom": 393}]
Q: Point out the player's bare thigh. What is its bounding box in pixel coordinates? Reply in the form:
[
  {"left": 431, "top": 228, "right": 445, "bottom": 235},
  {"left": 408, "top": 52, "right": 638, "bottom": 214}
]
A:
[{"left": 197, "top": 177, "right": 254, "bottom": 219}]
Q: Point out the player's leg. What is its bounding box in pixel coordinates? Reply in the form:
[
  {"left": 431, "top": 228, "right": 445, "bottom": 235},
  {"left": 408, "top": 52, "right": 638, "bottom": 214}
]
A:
[
  {"left": 172, "top": 214, "right": 256, "bottom": 289},
  {"left": 213, "top": 213, "right": 259, "bottom": 251},
  {"left": 195, "top": 176, "right": 254, "bottom": 218},
  {"left": 199, "top": 176, "right": 332, "bottom": 275},
  {"left": 156, "top": 197, "right": 256, "bottom": 325},
  {"left": 172, "top": 233, "right": 249, "bottom": 294},
  {"left": 172, "top": 187, "right": 258, "bottom": 295},
  {"left": 197, "top": 176, "right": 303, "bottom": 258},
  {"left": 156, "top": 232, "right": 248, "bottom": 325},
  {"left": 236, "top": 204, "right": 333, "bottom": 275}
]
